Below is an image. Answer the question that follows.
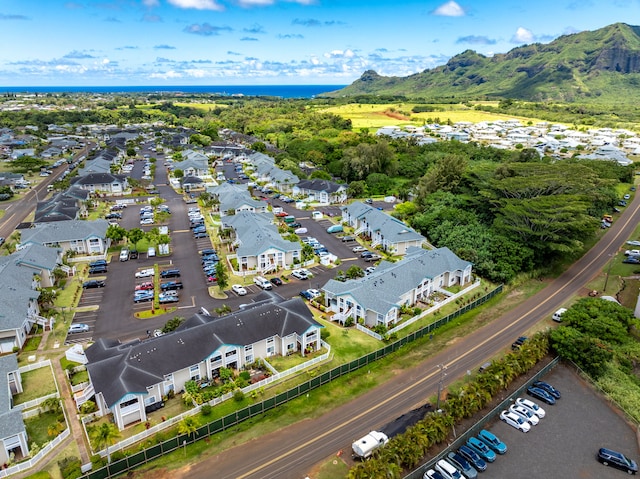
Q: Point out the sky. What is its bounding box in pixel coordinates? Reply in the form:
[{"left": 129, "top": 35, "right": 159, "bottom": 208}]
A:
[{"left": 1, "top": 0, "right": 639, "bottom": 86}]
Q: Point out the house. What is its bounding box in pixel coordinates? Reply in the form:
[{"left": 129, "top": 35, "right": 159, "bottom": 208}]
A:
[
  {"left": 0, "top": 244, "right": 61, "bottom": 352},
  {"left": 34, "top": 189, "right": 89, "bottom": 223},
  {"left": 85, "top": 293, "right": 323, "bottom": 430},
  {"left": 223, "top": 212, "right": 302, "bottom": 274},
  {"left": 322, "top": 246, "right": 472, "bottom": 328},
  {"left": 70, "top": 172, "right": 128, "bottom": 194},
  {"left": 292, "top": 179, "right": 347, "bottom": 205},
  {"left": 247, "top": 152, "right": 299, "bottom": 192},
  {"left": 207, "top": 183, "right": 267, "bottom": 216},
  {"left": 0, "top": 355, "right": 29, "bottom": 464},
  {"left": 341, "top": 202, "right": 426, "bottom": 255},
  {"left": 173, "top": 150, "right": 210, "bottom": 178},
  {"left": 19, "top": 219, "right": 110, "bottom": 256}
]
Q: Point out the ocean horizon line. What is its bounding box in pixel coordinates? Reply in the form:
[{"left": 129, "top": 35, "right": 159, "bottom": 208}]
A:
[{"left": 0, "top": 84, "right": 347, "bottom": 99}]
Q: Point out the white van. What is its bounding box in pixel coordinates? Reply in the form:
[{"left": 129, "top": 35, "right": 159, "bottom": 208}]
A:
[
  {"left": 119, "top": 249, "right": 129, "bottom": 262},
  {"left": 147, "top": 247, "right": 156, "bottom": 258},
  {"left": 253, "top": 276, "right": 272, "bottom": 290},
  {"left": 435, "top": 459, "right": 462, "bottom": 479},
  {"left": 552, "top": 307, "right": 567, "bottom": 322}
]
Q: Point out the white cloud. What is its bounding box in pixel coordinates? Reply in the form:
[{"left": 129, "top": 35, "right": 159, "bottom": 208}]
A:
[
  {"left": 323, "top": 49, "right": 354, "bottom": 59},
  {"left": 511, "top": 26, "right": 534, "bottom": 43},
  {"left": 167, "top": 0, "right": 224, "bottom": 10},
  {"left": 432, "top": 1, "right": 465, "bottom": 17}
]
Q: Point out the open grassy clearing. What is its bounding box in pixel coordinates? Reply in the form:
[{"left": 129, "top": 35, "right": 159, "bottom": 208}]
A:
[
  {"left": 24, "top": 411, "right": 65, "bottom": 449},
  {"left": 319, "top": 103, "right": 549, "bottom": 130},
  {"left": 13, "top": 366, "right": 57, "bottom": 404}
]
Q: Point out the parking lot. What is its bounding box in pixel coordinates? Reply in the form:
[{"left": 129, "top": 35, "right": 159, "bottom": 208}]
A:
[{"left": 471, "top": 365, "right": 638, "bottom": 478}]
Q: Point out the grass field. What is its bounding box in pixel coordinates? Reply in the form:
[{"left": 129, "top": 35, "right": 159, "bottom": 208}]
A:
[{"left": 319, "top": 103, "right": 549, "bottom": 131}]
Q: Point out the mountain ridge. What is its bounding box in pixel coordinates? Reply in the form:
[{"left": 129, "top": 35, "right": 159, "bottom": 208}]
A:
[{"left": 324, "top": 23, "right": 640, "bottom": 102}]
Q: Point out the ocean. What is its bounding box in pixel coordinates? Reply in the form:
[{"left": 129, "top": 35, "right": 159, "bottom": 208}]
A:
[{"left": 0, "top": 85, "right": 346, "bottom": 99}]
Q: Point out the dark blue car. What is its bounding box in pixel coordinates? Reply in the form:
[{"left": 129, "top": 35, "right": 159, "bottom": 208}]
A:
[
  {"left": 527, "top": 386, "right": 556, "bottom": 405},
  {"left": 533, "top": 381, "right": 561, "bottom": 399},
  {"left": 446, "top": 452, "right": 478, "bottom": 478},
  {"left": 458, "top": 445, "right": 487, "bottom": 472}
]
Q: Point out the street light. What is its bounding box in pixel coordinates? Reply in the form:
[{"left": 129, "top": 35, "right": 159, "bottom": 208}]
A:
[{"left": 436, "top": 364, "right": 447, "bottom": 411}]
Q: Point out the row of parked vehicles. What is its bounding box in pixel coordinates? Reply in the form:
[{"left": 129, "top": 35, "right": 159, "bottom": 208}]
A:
[{"left": 133, "top": 268, "right": 181, "bottom": 304}]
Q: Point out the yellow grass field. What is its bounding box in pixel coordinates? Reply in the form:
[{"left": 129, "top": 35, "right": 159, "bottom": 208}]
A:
[{"left": 319, "top": 103, "right": 548, "bottom": 131}]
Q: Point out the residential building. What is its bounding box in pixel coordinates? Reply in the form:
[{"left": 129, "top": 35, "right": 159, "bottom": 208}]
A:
[
  {"left": 70, "top": 172, "right": 128, "bottom": 195},
  {"left": 206, "top": 182, "right": 267, "bottom": 217},
  {"left": 223, "top": 212, "right": 301, "bottom": 274},
  {"left": 292, "top": 179, "right": 347, "bottom": 204},
  {"left": 19, "top": 219, "right": 110, "bottom": 256},
  {"left": 85, "top": 294, "right": 323, "bottom": 430},
  {"left": 322, "top": 246, "right": 472, "bottom": 328},
  {"left": 0, "top": 354, "right": 28, "bottom": 464},
  {"left": 341, "top": 202, "right": 426, "bottom": 255}
]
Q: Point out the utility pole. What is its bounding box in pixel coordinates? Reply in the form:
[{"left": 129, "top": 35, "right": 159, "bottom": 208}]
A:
[{"left": 603, "top": 254, "right": 614, "bottom": 292}]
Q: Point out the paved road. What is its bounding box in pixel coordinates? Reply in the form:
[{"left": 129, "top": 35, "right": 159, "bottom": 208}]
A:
[{"left": 177, "top": 192, "right": 640, "bottom": 478}]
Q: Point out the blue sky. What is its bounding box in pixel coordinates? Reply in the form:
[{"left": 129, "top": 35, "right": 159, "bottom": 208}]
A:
[{"left": 0, "top": 0, "right": 639, "bottom": 86}]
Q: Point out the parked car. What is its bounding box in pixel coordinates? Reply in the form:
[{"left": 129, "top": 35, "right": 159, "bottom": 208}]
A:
[
  {"left": 446, "top": 452, "right": 477, "bottom": 479},
  {"left": 160, "top": 269, "right": 181, "bottom": 278},
  {"left": 509, "top": 404, "right": 540, "bottom": 426},
  {"left": 105, "top": 213, "right": 122, "bottom": 219},
  {"left": 499, "top": 410, "right": 531, "bottom": 432},
  {"left": 423, "top": 469, "right": 445, "bottom": 479},
  {"left": 341, "top": 236, "right": 355, "bottom": 242},
  {"left": 597, "top": 447, "right": 638, "bottom": 474},
  {"left": 89, "top": 265, "right": 107, "bottom": 274},
  {"left": 135, "top": 268, "right": 155, "bottom": 278},
  {"left": 434, "top": 459, "right": 463, "bottom": 479},
  {"left": 624, "top": 193, "right": 631, "bottom": 200},
  {"left": 300, "top": 290, "right": 315, "bottom": 301},
  {"left": 291, "top": 269, "right": 309, "bottom": 280},
  {"left": 527, "top": 386, "right": 556, "bottom": 405},
  {"left": 533, "top": 381, "right": 561, "bottom": 399},
  {"left": 68, "top": 323, "right": 90, "bottom": 334},
  {"left": 458, "top": 445, "right": 487, "bottom": 472},
  {"left": 158, "top": 293, "right": 179, "bottom": 304},
  {"left": 515, "top": 397, "right": 546, "bottom": 418},
  {"left": 466, "top": 437, "right": 496, "bottom": 463},
  {"left": 625, "top": 249, "right": 640, "bottom": 256},
  {"left": 511, "top": 336, "right": 527, "bottom": 350},
  {"left": 364, "top": 254, "right": 382, "bottom": 262},
  {"left": 82, "top": 280, "right": 105, "bottom": 289},
  {"left": 361, "top": 251, "right": 374, "bottom": 258},
  {"left": 201, "top": 248, "right": 217, "bottom": 256},
  {"left": 232, "top": 284, "right": 247, "bottom": 296},
  {"left": 270, "top": 277, "right": 283, "bottom": 286},
  {"left": 477, "top": 429, "right": 507, "bottom": 454},
  {"left": 623, "top": 256, "right": 640, "bottom": 264},
  {"left": 140, "top": 218, "right": 154, "bottom": 225},
  {"left": 89, "top": 260, "right": 107, "bottom": 268},
  {"left": 135, "top": 282, "right": 154, "bottom": 291},
  {"left": 160, "top": 281, "right": 183, "bottom": 291},
  {"left": 193, "top": 231, "right": 209, "bottom": 239},
  {"left": 134, "top": 291, "right": 154, "bottom": 303}
]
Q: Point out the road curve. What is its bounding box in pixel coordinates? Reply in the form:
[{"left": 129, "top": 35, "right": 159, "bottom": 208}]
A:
[{"left": 178, "top": 191, "right": 640, "bottom": 479}]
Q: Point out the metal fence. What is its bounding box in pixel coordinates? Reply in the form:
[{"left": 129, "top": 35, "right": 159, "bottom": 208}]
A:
[
  {"left": 81, "top": 285, "right": 503, "bottom": 479},
  {"left": 403, "top": 357, "right": 560, "bottom": 479}
]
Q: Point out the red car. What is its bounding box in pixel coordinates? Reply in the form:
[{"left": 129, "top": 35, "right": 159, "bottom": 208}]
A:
[
  {"left": 135, "top": 281, "right": 154, "bottom": 291},
  {"left": 275, "top": 211, "right": 288, "bottom": 217}
]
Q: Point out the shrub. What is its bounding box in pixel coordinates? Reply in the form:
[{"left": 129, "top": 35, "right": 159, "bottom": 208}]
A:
[
  {"left": 58, "top": 456, "right": 81, "bottom": 479},
  {"left": 239, "top": 371, "right": 251, "bottom": 381},
  {"left": 80, "top": 400, "right": 97, "bottom": 414},
  {"left": 201, "top": 404, "right": 212, "bottom": 416},
  {"left": 233, "top": 390, "right": 245, "bottom": 402}
]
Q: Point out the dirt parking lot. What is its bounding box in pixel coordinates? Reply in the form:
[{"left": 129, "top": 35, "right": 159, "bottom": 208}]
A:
[{"left": 481, "top": 364, "right": 638, "bottom": 478}]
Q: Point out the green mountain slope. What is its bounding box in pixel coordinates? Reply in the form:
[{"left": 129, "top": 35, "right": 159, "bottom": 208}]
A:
[{"left": 324, "top": 23, "right": 640, "bottom": 102}]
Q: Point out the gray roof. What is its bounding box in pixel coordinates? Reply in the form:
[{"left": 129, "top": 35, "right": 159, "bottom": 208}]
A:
[
  {"left": 224, "top": 212, "right": 300, "bottom": 257},
  {"left": 0, "top": 354, "right": 25, "bottom": 439},
  {"left": 71, "top": 172, "right": 127, "bottom": 185},
  {"left": 0, "top": 244, "right": 60, "bottom": 332},
  {"left": 295, "top": 179, "right": 346, "bottom": 194},
  {"left": 322, "top": 247, "right": 471, "bottom": 315},
  {"left": 343, "top": 202, "right": 425, "bottom": 245},
  {"left": 85, "top": 295, "right": 321, "bottom": 407},
  {"left": 20, "top": 219, "right": 109, "bottom": 246}
]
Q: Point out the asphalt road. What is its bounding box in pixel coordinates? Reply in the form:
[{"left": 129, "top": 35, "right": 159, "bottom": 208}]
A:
[{"left": 175, "top": 188, "right": 640, "bottom": 478}]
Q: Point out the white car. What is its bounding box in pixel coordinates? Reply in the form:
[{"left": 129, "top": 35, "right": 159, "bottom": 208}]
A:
[
  {"left": 140, "top": 218, "right": 154, "bottom": 225},
  {"left": 291, "top": 269, "right": 309, "bottom": 280},
  {"left": 307, "top": 289, "right": 321, "bottom": 299},
  {"left": 499, "top": 410, "right": 530, "bottom": 432},
  {"left": 352, "top": 246, "right": 367, "bottom": 253},
  {"left": 135, "top": 268, "right": 155, "bottom": 278},
  {"left": 299, "top": 268, "right": 313, "bottom": 278},
  {"left": 627, "top": 240, "right": 640, "bottom": 246},
  {"left": 625, "top": 249, "right": 640, "bottom": 256},
  {"left": 509, "top": 404, "right": 539, "bottom": 425},
  {"left": 232, "top": 284, "right": 247, "bottom": 296},
  {"left": 68, "top": 323, "right": 90, "bottom": 334},
  {"left": 515, "top": 397, "right": 546, "bottom": 418},
  {"left": 365, "top": 267, "right": 376, "bottom": 275}
]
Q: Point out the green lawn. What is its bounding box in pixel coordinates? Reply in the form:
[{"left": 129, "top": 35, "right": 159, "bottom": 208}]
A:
[
  {"left": 13, "top": 367, "right": 57, "bottom": 405},
  {"left": 24, "top": 411, "right": 65, "bottom": 448}
]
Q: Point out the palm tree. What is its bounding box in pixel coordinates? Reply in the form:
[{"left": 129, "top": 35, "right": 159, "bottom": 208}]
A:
[
  {"left": 88, "top": 422, "right": 120, "bottom": 463},
  {"left": 178, "top": 416, "right": 200, "bottom": 440}
]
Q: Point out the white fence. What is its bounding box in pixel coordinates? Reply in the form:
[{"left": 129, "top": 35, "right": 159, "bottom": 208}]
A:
[
  {"left": 18, "top": 359, "right": 52, "bottom": 374},
  {"left": 356, "top": 324, "right": 383, "bottom": 340},
  {"left": 388, "top": 281, "right": 481, "bottom": 335},
  {"left": 95, "top": 341, "right": 331, "bottom": 457},
  {"left": 0, "top": 429, "right": 70, "bottom": 478},
  {"left": 14, "top": 392, "right": 59, "bottom": 412}
]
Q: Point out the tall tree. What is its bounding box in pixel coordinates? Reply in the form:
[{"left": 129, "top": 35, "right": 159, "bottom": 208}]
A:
[{"left": 88, "top": 422, "right": 121, "bottom": 462}]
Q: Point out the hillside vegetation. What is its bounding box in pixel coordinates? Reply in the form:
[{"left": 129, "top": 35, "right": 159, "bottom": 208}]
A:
[{"left": 324, "top": 23, "right": 640, "bottom": 103}]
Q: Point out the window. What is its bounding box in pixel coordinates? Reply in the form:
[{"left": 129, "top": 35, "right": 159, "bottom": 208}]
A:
[
  {"left": 287, "top": 343, "right": 294, "bottom": 351},
  {"left": 189, "top": 365, "right": 200, "bottom": 381},
  {"left": 225, "top": 349, "right": 236, "bottom": 358}
]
